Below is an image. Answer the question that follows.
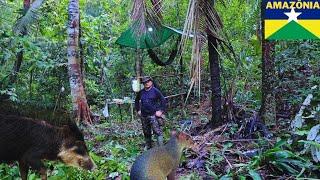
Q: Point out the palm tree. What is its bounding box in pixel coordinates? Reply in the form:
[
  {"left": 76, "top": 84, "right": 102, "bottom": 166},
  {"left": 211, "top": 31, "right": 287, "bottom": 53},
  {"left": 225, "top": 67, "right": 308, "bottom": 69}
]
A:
[
  {"left": 67, "top": 0, "right": 92, "bottom": 124},
  {"left": 206, "top": 0, "right": 222, "bottom": 127},
  {"left": 181, "top": 0, "right": 223, "bottom": 128},
  {"left": 132, "top": 0, "right": 225, "bottom": 128}
]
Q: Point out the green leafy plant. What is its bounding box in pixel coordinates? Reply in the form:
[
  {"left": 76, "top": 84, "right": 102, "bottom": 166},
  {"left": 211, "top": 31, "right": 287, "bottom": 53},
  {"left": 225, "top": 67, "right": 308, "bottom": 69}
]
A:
[
  {"left": 299, "top": 124, "right": 320, "bottom": 162},
  {"left": 0, "top": 88, "right": 18, "bottom": 102}
]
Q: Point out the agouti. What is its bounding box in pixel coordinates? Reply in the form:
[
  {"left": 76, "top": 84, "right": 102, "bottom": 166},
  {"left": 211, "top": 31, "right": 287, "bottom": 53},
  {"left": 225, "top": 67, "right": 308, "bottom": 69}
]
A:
[{"left": 130, "top": 131, "right": 194, "bottom": 180}]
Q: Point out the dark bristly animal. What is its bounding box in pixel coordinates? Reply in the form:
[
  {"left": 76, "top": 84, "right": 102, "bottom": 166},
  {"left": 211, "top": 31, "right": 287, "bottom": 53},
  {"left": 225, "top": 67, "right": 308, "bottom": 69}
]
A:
[{"left": 0, "top": 114, "right": 96, "bottom": 180}]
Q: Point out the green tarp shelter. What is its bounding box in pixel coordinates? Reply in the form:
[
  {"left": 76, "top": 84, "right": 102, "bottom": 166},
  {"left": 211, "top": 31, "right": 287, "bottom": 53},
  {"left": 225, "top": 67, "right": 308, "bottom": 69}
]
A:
[{"left": 115, "top": 25, "right": 182, "bottom": 49}]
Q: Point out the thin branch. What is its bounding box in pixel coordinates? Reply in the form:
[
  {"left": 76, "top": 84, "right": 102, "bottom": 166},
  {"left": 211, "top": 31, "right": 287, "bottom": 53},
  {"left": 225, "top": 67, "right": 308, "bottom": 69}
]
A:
[
  {"left": 223, "top": 154, "right": 233, "bottom": 169},
  {"left": 13, "top": 0, "right": 45, "bottom": 35}
]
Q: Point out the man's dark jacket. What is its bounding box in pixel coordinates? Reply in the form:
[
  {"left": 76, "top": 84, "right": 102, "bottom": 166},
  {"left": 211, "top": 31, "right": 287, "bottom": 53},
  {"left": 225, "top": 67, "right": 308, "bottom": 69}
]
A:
[{"left": 135, "top": 86, "right": 166, "bottom": 116}]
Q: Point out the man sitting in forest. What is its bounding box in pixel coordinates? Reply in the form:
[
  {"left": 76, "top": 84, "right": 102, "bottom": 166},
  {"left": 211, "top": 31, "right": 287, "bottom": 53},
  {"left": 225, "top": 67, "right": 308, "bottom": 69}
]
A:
[{"left": 135, "top": 76, "right": 166, "bottom": 149}]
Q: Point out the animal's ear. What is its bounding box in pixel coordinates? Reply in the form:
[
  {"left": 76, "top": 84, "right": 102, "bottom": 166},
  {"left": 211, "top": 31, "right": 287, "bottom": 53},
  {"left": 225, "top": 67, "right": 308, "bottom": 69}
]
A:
[
  {"left": 178, "top": 132, "right": 188, "bottom": 139},
  {"left": 67, "top": 119, "right": 84, "bottom": 140},
  {"left": 62, "top": 125, "right": 69, "bottom": 131},
  {"left": 75, "top": 140, "right": 85, "bottom": 146},
  {"left": 61, "top": 125, "right": 71, "bottom": 136},
  {"left": 68, "top": 120, "right": 79, "bottom": 132},
  {"left": 170, "top": 130, "right": 177, "bottom": 137}
]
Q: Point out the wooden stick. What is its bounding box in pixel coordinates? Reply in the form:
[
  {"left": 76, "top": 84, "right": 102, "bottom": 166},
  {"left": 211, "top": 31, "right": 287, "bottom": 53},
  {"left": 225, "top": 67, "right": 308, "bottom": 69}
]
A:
[
  {"left": 203, "top": 137, "right": 273, "bottom": 144},
  {"left": 221, "top": 138, "right": 275, "bottom": 142},
  {"left": 165, "top": 93, "right": 187, "bottom": 99},
  {"left": 223, "top": 154, "right": 233, "bottom": 169},
  {"left": 152, "top": 73, "right": 184, "bottom": 78}
]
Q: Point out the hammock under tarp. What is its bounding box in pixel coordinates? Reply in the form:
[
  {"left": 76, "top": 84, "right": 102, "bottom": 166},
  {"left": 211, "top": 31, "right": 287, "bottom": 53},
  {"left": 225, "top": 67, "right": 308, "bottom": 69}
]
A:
[{"left": 115, "top": 24, "right": 182, "bottom": 49}]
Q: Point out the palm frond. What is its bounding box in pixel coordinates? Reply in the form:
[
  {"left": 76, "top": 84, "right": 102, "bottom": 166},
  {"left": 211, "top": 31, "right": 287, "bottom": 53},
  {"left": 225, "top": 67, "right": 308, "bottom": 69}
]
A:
[
  {"left": 179, "top": 0, "right": 227, "bottom": 103},
  {"left": 13, "top": 0, "right": 45, "bottom": 35},
  {"left": 201, "top": 0, "right": 224, "bottom": 40},
  {"left": 150, "top": 0, "right": 163, "bottom": 20},
  {"left": 182, "top": 0, "right": 207, "bottom": 103},
  {"left": 130, "top": 0, "right": 162, "bottom": 48},
  {"left": 178, "top": 0, "right": 197, "bottom": 57}
]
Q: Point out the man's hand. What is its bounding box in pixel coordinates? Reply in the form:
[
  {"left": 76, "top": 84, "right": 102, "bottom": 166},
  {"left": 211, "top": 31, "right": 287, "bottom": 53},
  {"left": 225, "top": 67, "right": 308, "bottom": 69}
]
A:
[
  {"left": 155, "top": 111, "right": 163, "bottom": 117},
  {"left": 138, "top": 111, "right": 141, "bottom": 116}
]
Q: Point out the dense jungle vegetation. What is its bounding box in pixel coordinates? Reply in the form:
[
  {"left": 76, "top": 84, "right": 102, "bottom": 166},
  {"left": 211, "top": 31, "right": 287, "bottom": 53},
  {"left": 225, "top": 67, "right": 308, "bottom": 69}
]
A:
[{"left": 0, "top": 0, "right": 319, "bottom": 179}]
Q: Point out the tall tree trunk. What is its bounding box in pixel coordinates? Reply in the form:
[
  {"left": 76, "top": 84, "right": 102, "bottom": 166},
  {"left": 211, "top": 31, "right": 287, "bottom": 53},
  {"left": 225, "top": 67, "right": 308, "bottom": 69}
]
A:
[
  {"left": 136, "top": 49, "right": 143, "bottom": 80},
  {"left": 206, "top": 0, "right": 222, "bottom": 128},
  {"left": 260, "top": 40, "right": 276, "bottom": 124},
  {"left": 67, "top": 0, "right": 92, "bottom": 124},
  {"left": 207, "top": 34, "right": 222, "bottom": 127},
  {"left": 9, "top": 0, "right": 30, "bottom": 84},
  {"left": 79, "top": 16, "right": 84, "bottom": 79},
  {"left": 23, "top": 0, "right": 31, "bottom": 7},
  {"left": 260, "top": 0, "right": 276, "bottom": 124}
]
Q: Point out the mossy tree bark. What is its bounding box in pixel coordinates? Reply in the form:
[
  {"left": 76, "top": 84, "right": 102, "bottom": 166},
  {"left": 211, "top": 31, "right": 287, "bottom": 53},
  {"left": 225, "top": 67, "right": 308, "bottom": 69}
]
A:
[
  {"left": 260, "top": 1, "right": 276, "bottom": 124},
  {"left": 260, "top": 40, "right": 276, "bottom": 124}
]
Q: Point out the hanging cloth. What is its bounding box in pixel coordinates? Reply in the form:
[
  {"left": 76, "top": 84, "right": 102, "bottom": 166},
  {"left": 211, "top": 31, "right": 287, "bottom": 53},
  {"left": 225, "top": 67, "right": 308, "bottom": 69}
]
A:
[
  {"left": 115, "top": 22, "right": 184, "bottom": 66},
  {"left": 146, "top": 36, "right": 181, "bottom": 66},
  {"left": 115, "top": 23, "right": 180, "bottom": 49}
]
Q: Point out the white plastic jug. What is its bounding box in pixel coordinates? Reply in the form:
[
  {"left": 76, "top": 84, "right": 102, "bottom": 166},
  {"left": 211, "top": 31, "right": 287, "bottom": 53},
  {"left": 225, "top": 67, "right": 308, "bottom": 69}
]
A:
[
  {"left": 132, "top": 79, "right": 143, "bottom": 92},
  {"left": 103, "top": 103, "right": 109, "bottom": 118}
]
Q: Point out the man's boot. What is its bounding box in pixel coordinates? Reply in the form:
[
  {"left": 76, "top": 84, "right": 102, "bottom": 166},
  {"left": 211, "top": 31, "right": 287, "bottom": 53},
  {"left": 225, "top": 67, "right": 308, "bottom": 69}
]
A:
[
  {"left": 157, "top": 135, "right": 164, "bottom": 146},
  {"left": 145, "top": 137, "right": 152, "bottom": 149}
]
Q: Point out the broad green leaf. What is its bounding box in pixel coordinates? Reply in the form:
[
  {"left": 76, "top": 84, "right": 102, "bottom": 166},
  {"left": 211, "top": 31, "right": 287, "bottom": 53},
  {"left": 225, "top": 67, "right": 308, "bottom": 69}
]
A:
[
  {"left": 277, "top": 159, "right": 309, "bottom": 168},
  {"left": 274, "top": 139, "right": 287, "bottom": 148},
  {"left": 219, "top": 174, "right": 232, "bottom": 180},
  {"left": 277, "top": 162, "right": 299, "bottom": 175},
  {"left": 248, "top": 169, "right": 262, "bottom": 180},
  {"left": 311, "top": 146, "right": 320, "bottom": 162},
  {"left": 307, "top": 125, "right": 320, "bottom": 141},
  {"left": 294, "top": 130, "right": 309, "bottom": 136},
  {"left": 299, "top": 140, "right": 320, "bottom": 148}
]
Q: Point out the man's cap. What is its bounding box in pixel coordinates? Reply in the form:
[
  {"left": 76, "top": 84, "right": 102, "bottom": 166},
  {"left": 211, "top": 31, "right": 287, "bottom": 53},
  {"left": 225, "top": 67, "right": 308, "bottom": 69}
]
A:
[{"left": 141, "top": 76, "right": 152, "bottom": 83}]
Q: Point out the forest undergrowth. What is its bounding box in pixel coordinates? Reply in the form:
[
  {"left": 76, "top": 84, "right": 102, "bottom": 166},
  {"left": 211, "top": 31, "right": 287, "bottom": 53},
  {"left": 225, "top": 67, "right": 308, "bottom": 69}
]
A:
[
  {"left": 0, "top": 85, "right": 319, "bottom": 180},
  {"left": 80, "top": 86, "right": 319, "bottom": 180}
]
